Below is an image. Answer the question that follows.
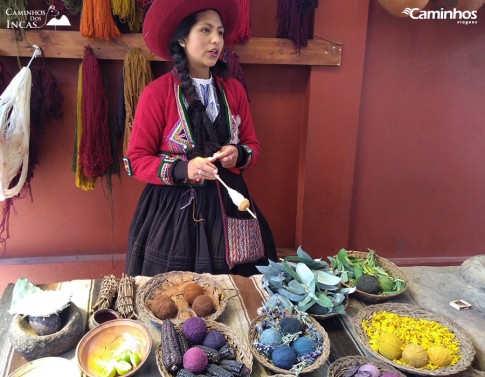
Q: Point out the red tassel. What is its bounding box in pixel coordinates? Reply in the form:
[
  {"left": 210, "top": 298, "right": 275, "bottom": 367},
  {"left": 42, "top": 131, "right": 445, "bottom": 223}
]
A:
[
  {"left": 223, "top": 49, "right": 248, "bottom": 96},
  {"left": 80, "top": 46, "right": 113, "bottom": 178},
  {"left": 277, "top": 0, "right": 319, "bottom": 51},
  {"left": 226, "top": 0, "right": 252, "bottom": 44}
]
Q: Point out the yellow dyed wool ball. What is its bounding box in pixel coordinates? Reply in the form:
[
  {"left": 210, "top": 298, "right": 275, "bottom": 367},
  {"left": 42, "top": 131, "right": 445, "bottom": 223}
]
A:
[
  {"left": 377, "top": 333, "right": 403, "bottom": 360},
  {"left": 427, "top": 345, "right": 452, "bottom": 367},
  {"left": 402, "top": 343, "right": 428, "bottom": 368}
]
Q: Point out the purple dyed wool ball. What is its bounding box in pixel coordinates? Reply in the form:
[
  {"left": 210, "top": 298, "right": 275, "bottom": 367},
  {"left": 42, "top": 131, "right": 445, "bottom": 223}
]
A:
[
  {"left": 203, "top": 330, "right": 227, "bottom": 350},
  {"left": 182, "top": 317, "right": 207, "bottom": 344},
  {"left": 183, "top": 347, "right": 208, "bottom": 373}
]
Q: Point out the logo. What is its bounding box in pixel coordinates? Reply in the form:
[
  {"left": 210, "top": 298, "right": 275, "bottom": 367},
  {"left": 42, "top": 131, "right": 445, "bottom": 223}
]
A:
[
  {"left": 402, "top": 7, "right": 478, "bottom": 24},
  {"left": 5, "top": 5, "right": 71, "bottom": 30}
]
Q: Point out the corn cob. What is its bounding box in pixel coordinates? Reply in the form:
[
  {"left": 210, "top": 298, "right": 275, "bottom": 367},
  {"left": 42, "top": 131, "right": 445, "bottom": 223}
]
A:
[
  {"left": 219, "top": 344, "right": 236, "bottom": 360},
  {"left": 205, "top": 363, "right": 234, "bottom": 377},
  {"left": 194, "top": 345, "right": 221, "bottom": 364},
  {"left": 176, "top": 369, "right": 197, "bottom": 377},
  {"left": 178, "top": 332, "right": 191, "bottom": 355},
  {"left": 219, "top": 360, "right": 245, "bottom": 376},
  {"left": 161, "top": 319, "right": 183, "bottom": 373}
]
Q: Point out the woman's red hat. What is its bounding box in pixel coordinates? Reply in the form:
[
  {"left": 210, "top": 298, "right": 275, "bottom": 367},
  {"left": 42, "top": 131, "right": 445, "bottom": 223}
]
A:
[{"left": 143, "top": 0, "right": 241, "bottom": 60}]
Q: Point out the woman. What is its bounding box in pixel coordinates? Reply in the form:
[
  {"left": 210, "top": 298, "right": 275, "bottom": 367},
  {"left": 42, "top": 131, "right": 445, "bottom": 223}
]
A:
[{"left": 124, "top": 0, "right": 277, "bottom": 276}]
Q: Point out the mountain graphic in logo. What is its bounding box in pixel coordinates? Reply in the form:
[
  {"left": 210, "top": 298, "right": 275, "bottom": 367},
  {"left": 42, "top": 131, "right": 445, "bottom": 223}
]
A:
[{"left": 46, "top": 15, "right": 71, "bottom": 26}]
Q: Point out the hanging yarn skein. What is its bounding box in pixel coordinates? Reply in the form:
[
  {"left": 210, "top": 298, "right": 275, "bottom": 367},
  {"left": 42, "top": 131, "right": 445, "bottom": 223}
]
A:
[
  {"left": 226, "top": 0, "right": 251, "bottom": 44},
  {"left": 223, "top": 49, "right": 248, "bottom": 96},
  {"left": 80, "top": 0, "right": 120, "bottom": 40},
  {"left": 79, "top": 46, "right": 113, "bottom": 179},
  {"left": 122, "top": 48, "right": 153, "bottom": 154},
  {"left": 0, "top": 67, "right": 32, "bottom": 201},
  {"left": 277, "top": 0, "right": 319, "bottom": 51}
]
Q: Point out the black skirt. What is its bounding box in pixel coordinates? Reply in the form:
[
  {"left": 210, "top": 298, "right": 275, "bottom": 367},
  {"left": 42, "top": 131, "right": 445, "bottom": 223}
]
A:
[{"left": 126, "top": 168, "right": 277, "bottom": 277}]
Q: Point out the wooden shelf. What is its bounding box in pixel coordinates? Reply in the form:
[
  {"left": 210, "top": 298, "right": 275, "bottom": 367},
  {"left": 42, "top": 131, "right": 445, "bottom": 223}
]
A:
[{"left": 0, "top": 29, "right": 342, "bottom": 66}]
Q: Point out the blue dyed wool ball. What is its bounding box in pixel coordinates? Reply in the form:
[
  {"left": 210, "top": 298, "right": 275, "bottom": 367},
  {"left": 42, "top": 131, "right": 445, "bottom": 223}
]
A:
[
  {"left": 183, "top": 347, "right": 208, "bottom": 373},
  {"left": 260, "top": 328, "right": 283, "bottom": 346},
  {"left": 292, "top": 336, "right": 316, "bottom": 357},
  {"left": 202, "top": 330, "right": 227, "bottom": 350},
  {"left": 272, "top": 345, "right": 297, "bottom": 370},
  {"left": 279, "top": 317, "right": 303, "bottom": 336},
  {"left": 182, "top": 317, "right": 207, "bottom": 344}
]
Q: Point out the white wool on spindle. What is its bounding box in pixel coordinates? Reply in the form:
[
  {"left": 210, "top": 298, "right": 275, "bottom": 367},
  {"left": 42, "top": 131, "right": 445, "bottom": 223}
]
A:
[{"left": 0, "top": 67, "right": 31, "bottom": 201}]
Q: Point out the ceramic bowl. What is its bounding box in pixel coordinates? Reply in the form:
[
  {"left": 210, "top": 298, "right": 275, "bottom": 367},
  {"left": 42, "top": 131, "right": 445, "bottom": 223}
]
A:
[{"left": 76, "top": 319, "right": 152, "bottom": 377}]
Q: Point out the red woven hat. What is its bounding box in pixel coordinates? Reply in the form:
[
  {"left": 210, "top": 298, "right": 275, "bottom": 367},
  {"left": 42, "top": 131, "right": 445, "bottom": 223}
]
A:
[{"left": 143, "top": 0, "right": 240, "bottom": 60}]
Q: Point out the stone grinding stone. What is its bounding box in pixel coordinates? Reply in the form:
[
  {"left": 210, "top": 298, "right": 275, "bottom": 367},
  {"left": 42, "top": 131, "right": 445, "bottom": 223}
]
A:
[
  {"left": 8, "top": 302, "right": 84, "bottom": 360},
  {"left": 459, "top": 255, "right": 485, "bottom": 291}
]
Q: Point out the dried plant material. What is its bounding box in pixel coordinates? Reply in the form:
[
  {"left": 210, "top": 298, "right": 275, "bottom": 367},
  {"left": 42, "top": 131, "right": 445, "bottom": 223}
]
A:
[
  {"left": 93, "top": 274, "right": 119, "bottom": 311},
  {"left": 115, "top": 273, "right": 137, "bottom": 319}
]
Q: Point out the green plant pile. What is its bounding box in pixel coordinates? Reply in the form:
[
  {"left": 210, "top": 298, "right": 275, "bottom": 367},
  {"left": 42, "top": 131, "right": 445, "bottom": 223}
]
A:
[
  {"left": 329, "top": 249, "right": 406, "bottom": 295},
  {"left": 256, "top": 247, "right": 353, "bottom": 316}
]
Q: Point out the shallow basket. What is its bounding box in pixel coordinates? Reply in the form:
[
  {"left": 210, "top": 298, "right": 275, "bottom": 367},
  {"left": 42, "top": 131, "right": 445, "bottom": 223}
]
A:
[
  {"left": 343, "top": 251, "right": 407, "bottom": 303},
  {"left": 249, "top": 312, "right": 330, "bottom": 375},
  {"left": 156, "top": 319, "right": 253, "bottom": 377},
  {"left": 136, "top": 271, "right": 227, "bottom": 326},
  {"left": 351, "top": 303, "right": 476, "bottom": 376},
  {"left": 328, "top": 355, "right": 407, "bottom": 377}
]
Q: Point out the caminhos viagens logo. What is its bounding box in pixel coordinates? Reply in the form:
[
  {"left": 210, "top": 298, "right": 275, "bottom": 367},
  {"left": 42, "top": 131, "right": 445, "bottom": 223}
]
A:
[
  {"left": 5, "top": 4, "right": 71, "bottom": 29},
  {"left": 402, "top": 7, "right": 478, "bottom": 24}
]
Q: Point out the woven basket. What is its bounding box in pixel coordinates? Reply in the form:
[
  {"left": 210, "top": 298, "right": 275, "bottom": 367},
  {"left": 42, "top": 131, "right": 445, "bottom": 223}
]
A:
[
  {"left": 343, "top": 251, "right": 407, "bottom": 303},
  {"left": 136, "top": 271, "right": 227, "bottom": 326},
  {"left": 309, "top": 294, "right": 349, "bottom": 321},
  {"left": 351, "top": 303, "right": 476, "bottom": 376},
  {"left": 328, "top": 355, "right": 407, "bottom": 377},
  {"left": 156, "top": 319, "right": 253, "bottom": 377},
  {"left": 249, "top": 313, "right": 330, "bottom": 375}
]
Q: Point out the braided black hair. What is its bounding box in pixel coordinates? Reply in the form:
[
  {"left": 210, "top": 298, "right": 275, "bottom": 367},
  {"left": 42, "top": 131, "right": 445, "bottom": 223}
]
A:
[{"left": 169, "top": 10, "right": 230, "bottom": 159}]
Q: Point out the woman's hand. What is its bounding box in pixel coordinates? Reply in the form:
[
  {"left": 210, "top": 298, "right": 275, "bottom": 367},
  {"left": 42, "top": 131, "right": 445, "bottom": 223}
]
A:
[
  {"left": 212, "top": 145, "right": 238, "bottom": 168},
  {"left": 188, "top": 157, "right": 218, "bottom": 180}
]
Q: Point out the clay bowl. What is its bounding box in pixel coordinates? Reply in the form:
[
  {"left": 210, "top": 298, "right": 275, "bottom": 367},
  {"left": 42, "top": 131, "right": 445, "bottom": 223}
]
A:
[{"left": 76, "top": 319, "right": 152, "bottom": 377}]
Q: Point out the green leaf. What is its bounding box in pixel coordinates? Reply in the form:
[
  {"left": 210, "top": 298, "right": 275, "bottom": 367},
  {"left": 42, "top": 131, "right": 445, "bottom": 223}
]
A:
[
  {"left": 287, "top": 279, "right": 306, "bottom": 295},
  {"left": 298, "top": 295, "right": 316, "bottom": 312},
  {"left": 333, "top": 304, "right": 348, "bottom": 315},
  {"left": 268, "top": 259, "right": 287, "bottom": 273},
  {"left": 315, "top": 270, "right": 341, "bottom": 286},
  {"left": 314, "top": 292, "right": 335, "bottom": 308},
  {"left": 296, "top": 246, "right": 313, "bottom": 260},
  {"left": 337, "top": 249, "right": 353, "bottom": 270},
  {"left": 317, "top": 283, "right": 340, "bottom": 291},
  {"left": 296, "top": 263, "right": 315, "bottom": 287},
  {"left": 278, "top": 288, "right": 307, "bottom": 302},
  {"left": 256, "top": 265, "right": 279, "bottom": 275},
  {"left": 353, "top": 266, "right": 363, "bottom": 280},
  {"left": 281, "top": 260, "right": 300, "bottom": 281}
]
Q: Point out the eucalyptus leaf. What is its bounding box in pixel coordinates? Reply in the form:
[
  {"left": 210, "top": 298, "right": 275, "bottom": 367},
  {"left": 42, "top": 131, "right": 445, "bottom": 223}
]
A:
[
  {"left": 288, "top": 279, "right": 306, "bottom": 295},
  {"left": 296, "top": 263, "right": 315, "bottom": 287},
  {"left": 266, "top": 293, "right": 292, "bottom": 308},
  {"left": 256, "top": 265, "right": 279, "bottom": 275},
  {"left": 298, "top": 296, "right": 316, "bottom": 312},
  {"left": 278, "top": 288, "right": 307, "bottom": 302},
  {"left": 268, "top": 259, "right": 288, "bottom": 273},
  {"left": 315, "top": 270, "right": 341, "bottom": 286},
  {"left": 267, "top": 276, "right": 285, "bottom": 289},
  {"left": 317, "top": 282, "right": 340, "bottom": 291},
  {"left": 333, "top": 304, "right": 348, "bottom": 315},
  {"left": 315, "top": 292, "right": 335, "bottom": 308},
  {"left": 281, "top": 260, "right": 300, "bottom": 281}
]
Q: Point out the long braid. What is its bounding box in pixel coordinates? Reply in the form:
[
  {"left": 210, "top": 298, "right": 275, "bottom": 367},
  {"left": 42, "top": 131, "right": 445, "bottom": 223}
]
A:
[{"left": 169, "top": 13, "right": 225, "bottom": 159}]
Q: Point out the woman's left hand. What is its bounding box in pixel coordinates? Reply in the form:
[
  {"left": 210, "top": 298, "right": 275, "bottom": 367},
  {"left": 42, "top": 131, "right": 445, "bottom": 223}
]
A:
[{"left": 212, "top": 145, "right": 238, "bottom": 168}]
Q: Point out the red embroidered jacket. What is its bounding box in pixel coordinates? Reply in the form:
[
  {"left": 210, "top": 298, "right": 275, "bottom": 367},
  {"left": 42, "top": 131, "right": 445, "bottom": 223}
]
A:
[{"left": 124, "top": 70, "right": 260, "bottom": 185}]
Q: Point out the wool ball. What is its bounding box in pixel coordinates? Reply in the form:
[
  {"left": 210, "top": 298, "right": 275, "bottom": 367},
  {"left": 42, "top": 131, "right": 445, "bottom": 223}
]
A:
[
  {"left": 377, "top": 333, "right": 403, "bottom": 360},
  {"left": 402, "top": 343, "right": 428, "bottom": 368},
  {"left": 150, "top": 295, "right": 177, "bottom": 320},
  {"left": 203, "top": 330, "right": 227, "bottom": 350},
  {"left": 272, "top": 345, "right": 297, "bottom": 370},
  {"left": 260, "top": 328, "right": 283, "bottom": 346},
  {"left": 183, "top": 347, "right": 208, "bottom": 373},
  {"left": 291, "top": 336, "right": 316, "bottom": 357},
  {"left": 183, "top": 283, "right": 204, "bottom": 304},
  {"left": 279, "top": 317, "right": 303, "bottom": 336},
  {"left": 182, "top": 317, "right": 207, "bottom": 344},
  {"left": 427, "top": 345, "right": 452, "bottom": 367},
  {"left": 192, "top": 294, "right": 214, "bottom": 317},
  {"left": 358, "top": 363, "right": 380, "bottom": 377}
]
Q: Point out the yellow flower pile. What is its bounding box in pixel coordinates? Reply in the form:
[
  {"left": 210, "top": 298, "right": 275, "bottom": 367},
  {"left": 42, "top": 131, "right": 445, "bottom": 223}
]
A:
[{"left": 362, "top": 310, "right": 462, "bottom": 370}]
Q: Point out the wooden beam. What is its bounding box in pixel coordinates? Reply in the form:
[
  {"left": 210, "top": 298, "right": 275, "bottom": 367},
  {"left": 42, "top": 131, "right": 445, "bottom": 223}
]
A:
[{"left": 0, "top": 29, "right": 342, "bottom": 66}]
